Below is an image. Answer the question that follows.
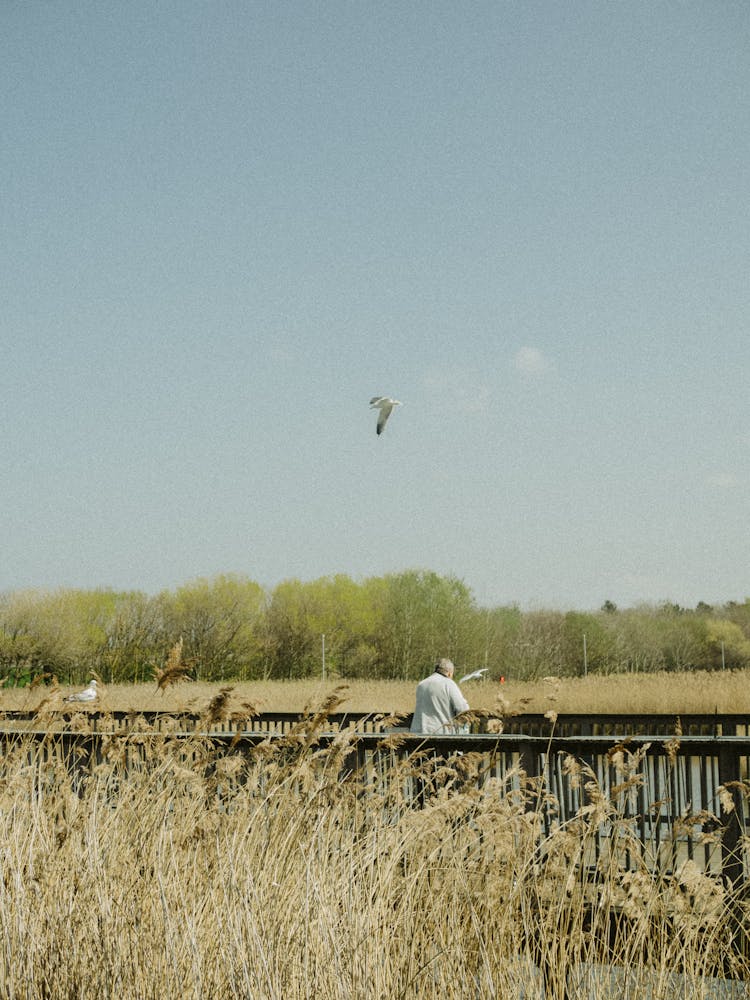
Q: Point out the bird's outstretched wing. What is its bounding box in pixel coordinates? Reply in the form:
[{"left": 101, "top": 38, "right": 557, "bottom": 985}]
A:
[
  {"left": 369, "top": 396, "right": 401, "bottom": 435},
  {"left": 459, "top": 668, "right": 489, "bottom": 683},
  {"left": 376, "top": 402, "right": 394, "bottom": 435}
]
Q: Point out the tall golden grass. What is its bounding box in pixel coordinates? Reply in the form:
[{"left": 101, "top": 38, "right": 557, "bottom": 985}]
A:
[
  {"left": 0, "top": 698, "right": 747, "bottom": 998},
  {"left": 3, "top": 668, "right": 750, "bottom": 717}
]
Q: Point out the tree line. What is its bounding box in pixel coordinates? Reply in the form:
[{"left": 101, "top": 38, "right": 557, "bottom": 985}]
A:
[{"left": 0, "top": 571, "right": 749, "bottom": 687}]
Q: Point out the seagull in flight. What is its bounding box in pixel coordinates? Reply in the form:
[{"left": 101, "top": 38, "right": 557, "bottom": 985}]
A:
[
  {"left": 459, "top": 668, "right": 489, "bottom": 683},
  {"left": 370, "top": 396, "right": 402, "bottom": 435},
  {"left": 65, "top": 679, "right": 98, "bottom": 703}
]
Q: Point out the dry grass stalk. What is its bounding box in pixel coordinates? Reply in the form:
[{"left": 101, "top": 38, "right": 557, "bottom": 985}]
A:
[
  {"left": 153, "top": 638, "right": 193, "bottom": 693},
  {"left": 201, "top": 685, "right": 235, "bottom": 727},
  {"left": 32, "top": 676, "right": 62, "bottom": 722},
  {"left": 0, "top": 725, "right": 746, "bottom": 997}
]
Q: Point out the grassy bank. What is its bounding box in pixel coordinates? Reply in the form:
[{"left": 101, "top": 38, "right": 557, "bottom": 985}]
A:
[{"left": 2, "top": 669, "right": 749, "bottom": 718}]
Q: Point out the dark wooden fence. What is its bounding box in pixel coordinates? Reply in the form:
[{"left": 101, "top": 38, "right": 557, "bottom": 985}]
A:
[
  {"left": 1, "top": 710, "right": 749, "bottom": 887},
  {"left": 340, "top": 731, "right": 750, "bottom": 884},
  {"left": 3, "top": 710, "right": 748, "bottom": 978},
  {"left": 2, "top": 707, "right": 748, "bottom": 736}
]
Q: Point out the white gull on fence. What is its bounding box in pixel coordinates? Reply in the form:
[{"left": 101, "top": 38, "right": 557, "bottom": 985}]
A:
[{"left": 65, "top": 679, "right": 98, "bottom": 703}]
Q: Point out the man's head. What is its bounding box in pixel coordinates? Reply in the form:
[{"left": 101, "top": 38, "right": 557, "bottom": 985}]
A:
[{"left": 434, "top": 658, "right": 455, "bottom": 678}]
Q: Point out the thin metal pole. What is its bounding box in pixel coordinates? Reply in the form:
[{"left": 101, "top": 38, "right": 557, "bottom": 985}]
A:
[{"left": 583, "top": 633, "right": 588, "bottom": 677}]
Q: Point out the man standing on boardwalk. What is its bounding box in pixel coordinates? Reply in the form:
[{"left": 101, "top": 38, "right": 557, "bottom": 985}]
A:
[{"left": 410, "top": 658, "right": 470, "bottom": 734}]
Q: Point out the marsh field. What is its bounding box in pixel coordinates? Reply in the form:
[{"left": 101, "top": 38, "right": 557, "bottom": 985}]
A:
[
  {"left": 3, "top": 667, "right": 750, "bottom": 718},
  {"left": 1, "top": 672, "right": 749, "bottom": 999}
]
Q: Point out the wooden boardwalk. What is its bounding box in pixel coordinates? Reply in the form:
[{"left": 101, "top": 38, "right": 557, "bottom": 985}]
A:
[
  {"left": 2, "top": 707, "right": 747, "bottom": 736},
  {"left": 1, "top": 709, "right": 748, "bottom": 886},
  {"left": 3, "top": 708, "right": 748, "bottom": 982}
]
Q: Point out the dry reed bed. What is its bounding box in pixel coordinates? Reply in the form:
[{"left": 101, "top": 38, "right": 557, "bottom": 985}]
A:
[
  {"left": 0, "top": 706, "right": 748, "bottom": 999},
  {"left": 4, "top": 669, "right": 750, "bottom": 719}
]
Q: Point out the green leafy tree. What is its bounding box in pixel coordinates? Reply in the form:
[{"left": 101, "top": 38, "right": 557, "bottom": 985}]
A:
[
  {"left": 299, "top": 574, "right": 384, "bottom": 678},
  {"left": 262, "top": 579, "right": 318, "bottom": 679},
  {"left": 703, "top": 618, "right": 750, "bottom": 670},
  {"left": 562, "top": 612, "right": 618, "bottom": 676},
  {"left": 101, "top": 591, "right": 165, "bottom": 683},
  {"left": 374, "top": 570, "right": 478, "bottom": 679},
  {"left": 505, "top": 610, "right": 566, "bottom": 680},
  {"left": 723, "top": 599, "right": 750, "bottom": 642},
  {"left": 469, "top": 605, "right": 522, "bottom": 679},
  {"left": 263, "top": 575, "right": 384, "bottom": 679},
  {"left": 159, "top": 575, "right": 266, "bottom": 681},
  {"left": 0, "top": 588, "right": 118, "bottom": 684}
]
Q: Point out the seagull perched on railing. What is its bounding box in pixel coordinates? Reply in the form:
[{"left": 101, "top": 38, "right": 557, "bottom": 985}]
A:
[
  {"left": 369, "top": 396, "right": 402, "bottom": 435},
  {"left": 65, "top": 679, "right": 98, "bottom": 703},
  {"left": 459, "top": 668, "right": 489, "bottom": 683}
]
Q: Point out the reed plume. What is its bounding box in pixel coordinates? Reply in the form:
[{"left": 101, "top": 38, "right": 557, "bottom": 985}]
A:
[{"left": 153, "top": 638, "right": 192, "bottom": 693}]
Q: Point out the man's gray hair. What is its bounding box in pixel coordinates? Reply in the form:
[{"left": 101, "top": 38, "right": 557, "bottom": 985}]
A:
[{"left": 434, "top": 658, "right": 455, "bottom": 677}]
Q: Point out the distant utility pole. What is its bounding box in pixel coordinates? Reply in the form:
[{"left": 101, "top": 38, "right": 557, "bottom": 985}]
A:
[
  {"left": 483, "top": 609, "right": 490, "bottom": 670},
  {"left": 583, "top": 633, "right": 588, "bottom": 677},
  {"left": 322, "top": 634, "right": 326, "bottom": 681}
]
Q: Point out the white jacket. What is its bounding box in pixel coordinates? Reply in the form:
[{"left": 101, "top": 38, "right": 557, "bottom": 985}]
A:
[{"left": 410, "top": 671, "right": 470, "bottom": 734}]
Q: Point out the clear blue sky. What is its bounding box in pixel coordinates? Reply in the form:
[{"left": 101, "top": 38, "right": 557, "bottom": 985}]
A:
[{"left": 2, "top": 2, "right": 748, "bottom": 610}]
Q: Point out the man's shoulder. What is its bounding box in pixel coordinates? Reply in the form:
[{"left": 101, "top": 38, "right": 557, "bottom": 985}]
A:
[{"left": 417, "top": 672, "right": 444, "bottom": 690}]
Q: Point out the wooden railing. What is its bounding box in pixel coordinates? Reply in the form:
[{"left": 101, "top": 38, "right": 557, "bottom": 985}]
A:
[
  {"left": 0, "top": 707, "right": 393, "bottom": 733},
  {"left": 1, "top": 708, "right": 747, "bottom": 736},
  {"left": 3, "top": 712, "right": 748, "bottom": 973},
  {"left": 1, "top": 721, "right": 748, "bottom": 887}
]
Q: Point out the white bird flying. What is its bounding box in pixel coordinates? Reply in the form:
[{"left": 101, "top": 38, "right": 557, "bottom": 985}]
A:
[
  {"left": 369, "top": 396, "right": 402, "bottom": 435},
  {"left": 65, "top": 679, "right": 98, "bottom": 703},
  {"left": 459, "top": 668, "right": 489, "bottom": 683}
]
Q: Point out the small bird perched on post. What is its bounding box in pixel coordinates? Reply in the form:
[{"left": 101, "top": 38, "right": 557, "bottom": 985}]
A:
[
  {"left": 369, "top": 396, "right": 402, "bottom": 435},
  {"left": 65, "top": 679, "right": 98, "bottom": 703}
]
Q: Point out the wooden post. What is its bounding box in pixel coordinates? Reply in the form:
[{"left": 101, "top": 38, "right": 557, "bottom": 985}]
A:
[
  {"left": 718, "top": 742, "right": 746, "bottom": 968},
  {"left": 719, "top": 744, "right": 744, "bottom": 890},
  {"left": 519, "top": 739, "right": 544, "bottom": 814}
]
